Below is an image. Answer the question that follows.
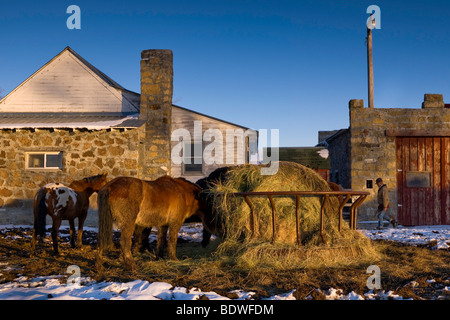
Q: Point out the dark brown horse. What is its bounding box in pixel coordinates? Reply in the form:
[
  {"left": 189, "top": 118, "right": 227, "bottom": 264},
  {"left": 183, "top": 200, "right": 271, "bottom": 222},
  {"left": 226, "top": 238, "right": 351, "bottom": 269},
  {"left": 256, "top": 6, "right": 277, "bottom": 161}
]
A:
[
  {"left": 195, "top": 167, "right": 230, "bottom": 247},
  {"left": 97, "top": 175, "right": 214, "bottom": 269},
  {"left": 31, "top": 174, "right": 107, "bottom": 255}
]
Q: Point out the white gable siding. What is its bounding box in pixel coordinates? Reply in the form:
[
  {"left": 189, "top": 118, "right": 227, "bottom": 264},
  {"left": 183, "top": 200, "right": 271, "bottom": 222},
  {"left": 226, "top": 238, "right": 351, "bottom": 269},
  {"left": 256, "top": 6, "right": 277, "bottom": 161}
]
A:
[
  {"left": 0, "top": 49, "right": 138, "bottom": 113},
  {"left": 171, "top": 105, "right": 257, "bottom": 181}
]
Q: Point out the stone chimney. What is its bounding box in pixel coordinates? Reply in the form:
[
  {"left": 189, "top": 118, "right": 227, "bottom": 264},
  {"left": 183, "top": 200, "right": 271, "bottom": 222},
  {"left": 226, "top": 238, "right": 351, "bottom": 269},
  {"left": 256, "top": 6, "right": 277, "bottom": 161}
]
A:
[
  {"left": 422, "top": 94, "right": 444, "bottom": 108},
  {"left": 139, "top": 49, "right": 173, "bottom": 179},
  {"left": 349, "top": 99, "right": 364, "bottom": 109}
]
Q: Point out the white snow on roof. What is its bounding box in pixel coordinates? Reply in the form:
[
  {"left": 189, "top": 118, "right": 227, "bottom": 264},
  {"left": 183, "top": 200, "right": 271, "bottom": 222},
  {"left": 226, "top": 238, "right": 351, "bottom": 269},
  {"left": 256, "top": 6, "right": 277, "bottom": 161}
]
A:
[{"left": 0, "top": 115, "right": 140, "bottom": 130}]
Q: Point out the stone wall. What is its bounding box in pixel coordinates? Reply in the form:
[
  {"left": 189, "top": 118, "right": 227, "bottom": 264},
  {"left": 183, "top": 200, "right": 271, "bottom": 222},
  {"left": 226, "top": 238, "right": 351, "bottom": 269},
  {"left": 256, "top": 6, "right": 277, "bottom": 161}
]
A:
[
  {"left": 348, "top": 95, "right": 450, "bottom": 220},
  {"left": 139, "top": 49, "right": 173, "bottom": 179},
  {"left": 327, "top": 130, "right": 351, "bottom": 189},
  {"left": 0, "top": 127, "right": 143, "bottom": 225}
]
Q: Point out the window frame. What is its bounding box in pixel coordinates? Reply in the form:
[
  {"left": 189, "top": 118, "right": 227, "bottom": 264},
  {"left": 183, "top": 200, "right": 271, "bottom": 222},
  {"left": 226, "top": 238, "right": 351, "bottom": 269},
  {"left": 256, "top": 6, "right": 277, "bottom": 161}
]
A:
[
  {"left": 182, "top": 142, "right": 203, "bottom": 175},
  {"left": 25, "top": 151, "right": 63, "bottom": 171}
]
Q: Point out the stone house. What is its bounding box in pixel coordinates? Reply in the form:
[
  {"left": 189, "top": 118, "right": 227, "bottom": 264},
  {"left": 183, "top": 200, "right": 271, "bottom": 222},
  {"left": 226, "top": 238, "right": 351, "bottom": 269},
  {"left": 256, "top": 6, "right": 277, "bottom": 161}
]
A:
[
  {"left": 320, "top": 95, "right": 450, "bottom": 225},
  {"left": 0, "top": 47, "right": 257, "bottom": 224}
]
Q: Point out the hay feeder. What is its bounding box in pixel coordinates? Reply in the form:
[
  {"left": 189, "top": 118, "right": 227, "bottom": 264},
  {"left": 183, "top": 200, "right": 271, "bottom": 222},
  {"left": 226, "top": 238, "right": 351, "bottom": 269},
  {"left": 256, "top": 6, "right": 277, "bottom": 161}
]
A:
[{"left": 234, "top": 190, "right": 369, "bottom": 246}]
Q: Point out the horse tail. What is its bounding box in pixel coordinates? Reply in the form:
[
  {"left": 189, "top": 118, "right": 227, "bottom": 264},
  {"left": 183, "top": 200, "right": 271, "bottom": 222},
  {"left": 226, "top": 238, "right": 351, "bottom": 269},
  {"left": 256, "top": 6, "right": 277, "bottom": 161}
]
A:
[
  {"left": 97, "top": 187, "right": 113, "bottom": 251},
  {"left": 33, "top": 189, "right": 48, "bottom": 238}
]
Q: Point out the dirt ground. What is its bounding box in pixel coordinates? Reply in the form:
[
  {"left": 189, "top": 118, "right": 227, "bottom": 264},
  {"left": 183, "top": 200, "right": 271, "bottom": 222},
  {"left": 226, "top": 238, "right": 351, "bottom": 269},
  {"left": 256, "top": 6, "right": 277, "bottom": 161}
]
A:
[{"left": 0, "top": 226, "right": 449, "bottom": 300}]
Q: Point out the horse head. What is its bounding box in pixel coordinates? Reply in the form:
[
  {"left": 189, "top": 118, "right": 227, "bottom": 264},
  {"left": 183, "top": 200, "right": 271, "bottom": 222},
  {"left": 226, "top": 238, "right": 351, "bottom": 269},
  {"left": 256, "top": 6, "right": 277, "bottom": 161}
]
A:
[
  {"left": 69, "top": 173, "right": 108, "bottom": 194},
  {"left": 195, "top": 189, "right": 224, "bottom": 247},
  {"left": 194, "top": 167, "right": 232, "bottom": 243}
]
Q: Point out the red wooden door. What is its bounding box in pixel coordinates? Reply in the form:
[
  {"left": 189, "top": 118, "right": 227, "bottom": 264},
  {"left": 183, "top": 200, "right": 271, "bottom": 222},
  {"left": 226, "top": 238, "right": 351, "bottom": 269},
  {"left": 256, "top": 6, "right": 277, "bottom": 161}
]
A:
[{"left": 396, "top": 137, "right": 450, "bottom": 225}]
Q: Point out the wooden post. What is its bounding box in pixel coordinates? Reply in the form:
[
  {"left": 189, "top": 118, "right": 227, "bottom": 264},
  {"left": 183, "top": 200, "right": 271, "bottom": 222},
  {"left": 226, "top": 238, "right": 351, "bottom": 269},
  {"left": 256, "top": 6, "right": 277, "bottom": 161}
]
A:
[
  {"left": 295, "top": 195, "right": 301, "bottom": 246},
  {"left": 338, "top": 194, "right": 351, "bottom": 232},
  {"left": 244, "top": 195, "right": 257, "bottom": 239},
  {"left": 320, "top": 195, "right": 329, "bottom": 244},
  {"left": 367, "top": 27, "right": 374, "bottom": 108},
  {"left": 267, "top": 195, "right": 277, "bottom": 244}
]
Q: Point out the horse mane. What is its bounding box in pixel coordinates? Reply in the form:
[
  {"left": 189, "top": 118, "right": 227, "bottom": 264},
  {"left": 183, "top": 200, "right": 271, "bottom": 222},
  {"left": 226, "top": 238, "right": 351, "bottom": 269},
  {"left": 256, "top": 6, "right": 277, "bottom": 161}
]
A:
[
  {"left": 154, "top": 175, "right": 200, "bottom": 189},
  {"left": 69, "top": 173, "right": 107, "bottom": 191},
  {"left": 173, "top": 176, "right": 202, "bottom": 191},
  {"left": 196, "top": 166, "right": 232, "bottom": 190},
  {"left": 83, "top": 173, "right": 107, "bottom": 183}
]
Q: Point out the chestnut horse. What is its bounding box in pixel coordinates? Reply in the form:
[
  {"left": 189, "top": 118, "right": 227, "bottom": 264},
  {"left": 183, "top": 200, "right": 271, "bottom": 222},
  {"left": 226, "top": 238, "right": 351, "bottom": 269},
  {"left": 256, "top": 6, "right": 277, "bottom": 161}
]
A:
[
  {"left": 97, "top": 175, "right": 214, "bottom": 270},
  {"left": 31, "top": 174, "right": 107, "bottom": 255}
]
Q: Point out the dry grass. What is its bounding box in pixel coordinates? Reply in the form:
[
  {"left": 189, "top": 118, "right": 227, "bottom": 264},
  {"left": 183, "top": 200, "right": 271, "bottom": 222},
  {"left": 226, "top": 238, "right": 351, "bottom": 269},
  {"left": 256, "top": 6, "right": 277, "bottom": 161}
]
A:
[
  {"left": 204, "top": 162, "right": 380, "bottom": 269},
  {"left": 0, "top": 227, "right": 449, "bottom": 299}
]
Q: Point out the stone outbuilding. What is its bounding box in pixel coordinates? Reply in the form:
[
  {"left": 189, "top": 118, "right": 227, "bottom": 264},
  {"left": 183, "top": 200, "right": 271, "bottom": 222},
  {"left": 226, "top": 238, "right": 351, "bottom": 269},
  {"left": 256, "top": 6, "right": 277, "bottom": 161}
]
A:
[
  {"left": 320, "top": 95, "right": 450, "bottom": 226},
  {"left": 0, "top": 47, "right": 257, "bottom": 224}
]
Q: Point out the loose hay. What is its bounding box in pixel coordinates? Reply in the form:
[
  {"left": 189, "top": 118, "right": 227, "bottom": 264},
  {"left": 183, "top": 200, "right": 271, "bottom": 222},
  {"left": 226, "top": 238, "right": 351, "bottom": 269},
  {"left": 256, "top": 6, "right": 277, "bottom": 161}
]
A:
[{"left": 204, "top": 161, "right": 380, "bottom": 269}]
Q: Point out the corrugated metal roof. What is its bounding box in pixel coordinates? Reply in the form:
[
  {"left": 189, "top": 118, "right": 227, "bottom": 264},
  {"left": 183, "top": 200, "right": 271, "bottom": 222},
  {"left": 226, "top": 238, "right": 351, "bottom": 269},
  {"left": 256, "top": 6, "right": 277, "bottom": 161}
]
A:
[
  {"left": 0, "top": 113, "right": 144, "bottom": 130},
  {"left": 113, "top": 117, "right": 147, "bottom": 128}
]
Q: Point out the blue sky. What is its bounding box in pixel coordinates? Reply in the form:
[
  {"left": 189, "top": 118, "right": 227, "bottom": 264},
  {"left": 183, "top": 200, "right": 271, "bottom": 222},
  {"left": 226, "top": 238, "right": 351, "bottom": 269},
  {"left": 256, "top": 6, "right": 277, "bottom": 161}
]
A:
[{"left": 1, "top": 0, "right": 449, "bottom": 146}]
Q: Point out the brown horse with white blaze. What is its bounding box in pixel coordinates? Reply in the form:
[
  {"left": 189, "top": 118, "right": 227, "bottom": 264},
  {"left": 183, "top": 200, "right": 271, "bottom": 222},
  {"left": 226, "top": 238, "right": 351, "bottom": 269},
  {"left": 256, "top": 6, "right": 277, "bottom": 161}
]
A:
[
  {"left": 97, "top": 175, "right": 214, "bottom": 270},
  {"left": 31, "top": 174, "right": 107, "bottom": 255}
]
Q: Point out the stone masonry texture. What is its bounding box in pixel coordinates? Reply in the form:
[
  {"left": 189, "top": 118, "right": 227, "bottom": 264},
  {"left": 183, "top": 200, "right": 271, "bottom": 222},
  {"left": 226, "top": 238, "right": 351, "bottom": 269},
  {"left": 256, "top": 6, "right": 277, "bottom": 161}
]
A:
[
  {"left": 348, "top": 97, "right": 450, "bottom": 220},
  {"left": 0, "top": 127, "right": 144, "bottom": 224},
  {"left": 139, "top": 49, "right": 173, "bottom": 179}
]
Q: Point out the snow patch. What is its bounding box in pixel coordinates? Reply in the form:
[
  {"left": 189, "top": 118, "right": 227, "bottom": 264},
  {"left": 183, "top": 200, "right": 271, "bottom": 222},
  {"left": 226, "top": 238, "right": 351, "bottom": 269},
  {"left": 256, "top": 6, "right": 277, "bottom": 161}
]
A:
[
  {"left": 0, "top": 224, "right": 449, "bottom": 300},
  {"left": 359, "top": 225, "right": 450, "bottom": 249}
]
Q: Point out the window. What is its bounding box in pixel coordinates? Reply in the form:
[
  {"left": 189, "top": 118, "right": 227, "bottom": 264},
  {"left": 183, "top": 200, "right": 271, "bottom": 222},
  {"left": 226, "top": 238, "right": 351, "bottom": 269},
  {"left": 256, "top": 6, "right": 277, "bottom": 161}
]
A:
[
  {"left": 183, "top": 143, "right": 203, "bottom": 174},
  {"left": 26, "top": 152, "right": 63, "bottom": 170},
  {"left": 406, "top": 171, "right": 431, "bottom": 188}
]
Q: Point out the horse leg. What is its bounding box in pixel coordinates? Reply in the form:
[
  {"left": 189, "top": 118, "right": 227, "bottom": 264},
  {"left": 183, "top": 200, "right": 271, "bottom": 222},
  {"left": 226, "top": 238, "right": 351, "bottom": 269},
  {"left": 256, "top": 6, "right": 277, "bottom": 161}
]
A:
[
  {"left": 76, "top": 211, "right": 87, "bottom": 249},
  {"left": 31, "top": 229, "right": 37, "bottom": 256},
  {"left": 133, "top": 225, "right": 142, "bottom": 252},
  {"left": 201, "top": 228, "right": 212, "bottom": 248},
  {"left": 141, "top": 228, "right": 152, "bottom": 252},
  {"left": 120, "top": 224, "right": 136, "bottom": 270},
  {"left": 167, "top": 224, "right": 181, "bottom": 260},
  {"left": 134, "top": 226, "right": 151, "bottom": 253},
  {"left": 156, "top": 225, "right": 168, "bottom": 259},
  {"left": 31, "top": 215, "right": 39, "bottom": 255},
  {"left": 69, "top": 219, "right": 76, "bottom": 248},
  {"left": 51, "top": 218, "right": 62, "bottom": 255}
]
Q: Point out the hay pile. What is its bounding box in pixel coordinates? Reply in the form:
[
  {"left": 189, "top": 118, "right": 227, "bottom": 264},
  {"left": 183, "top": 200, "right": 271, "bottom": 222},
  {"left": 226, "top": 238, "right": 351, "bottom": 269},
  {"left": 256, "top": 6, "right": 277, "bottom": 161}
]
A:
[{"left": 203, "top": 161, "right": 380, "bottom": 269}]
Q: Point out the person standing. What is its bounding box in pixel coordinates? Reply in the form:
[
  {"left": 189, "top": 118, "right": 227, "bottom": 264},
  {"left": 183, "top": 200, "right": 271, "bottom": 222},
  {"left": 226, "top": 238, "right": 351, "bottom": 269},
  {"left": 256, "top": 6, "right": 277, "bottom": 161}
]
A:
[{"left": 375, "top": 178, "right": 397, "bottom": 229}]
